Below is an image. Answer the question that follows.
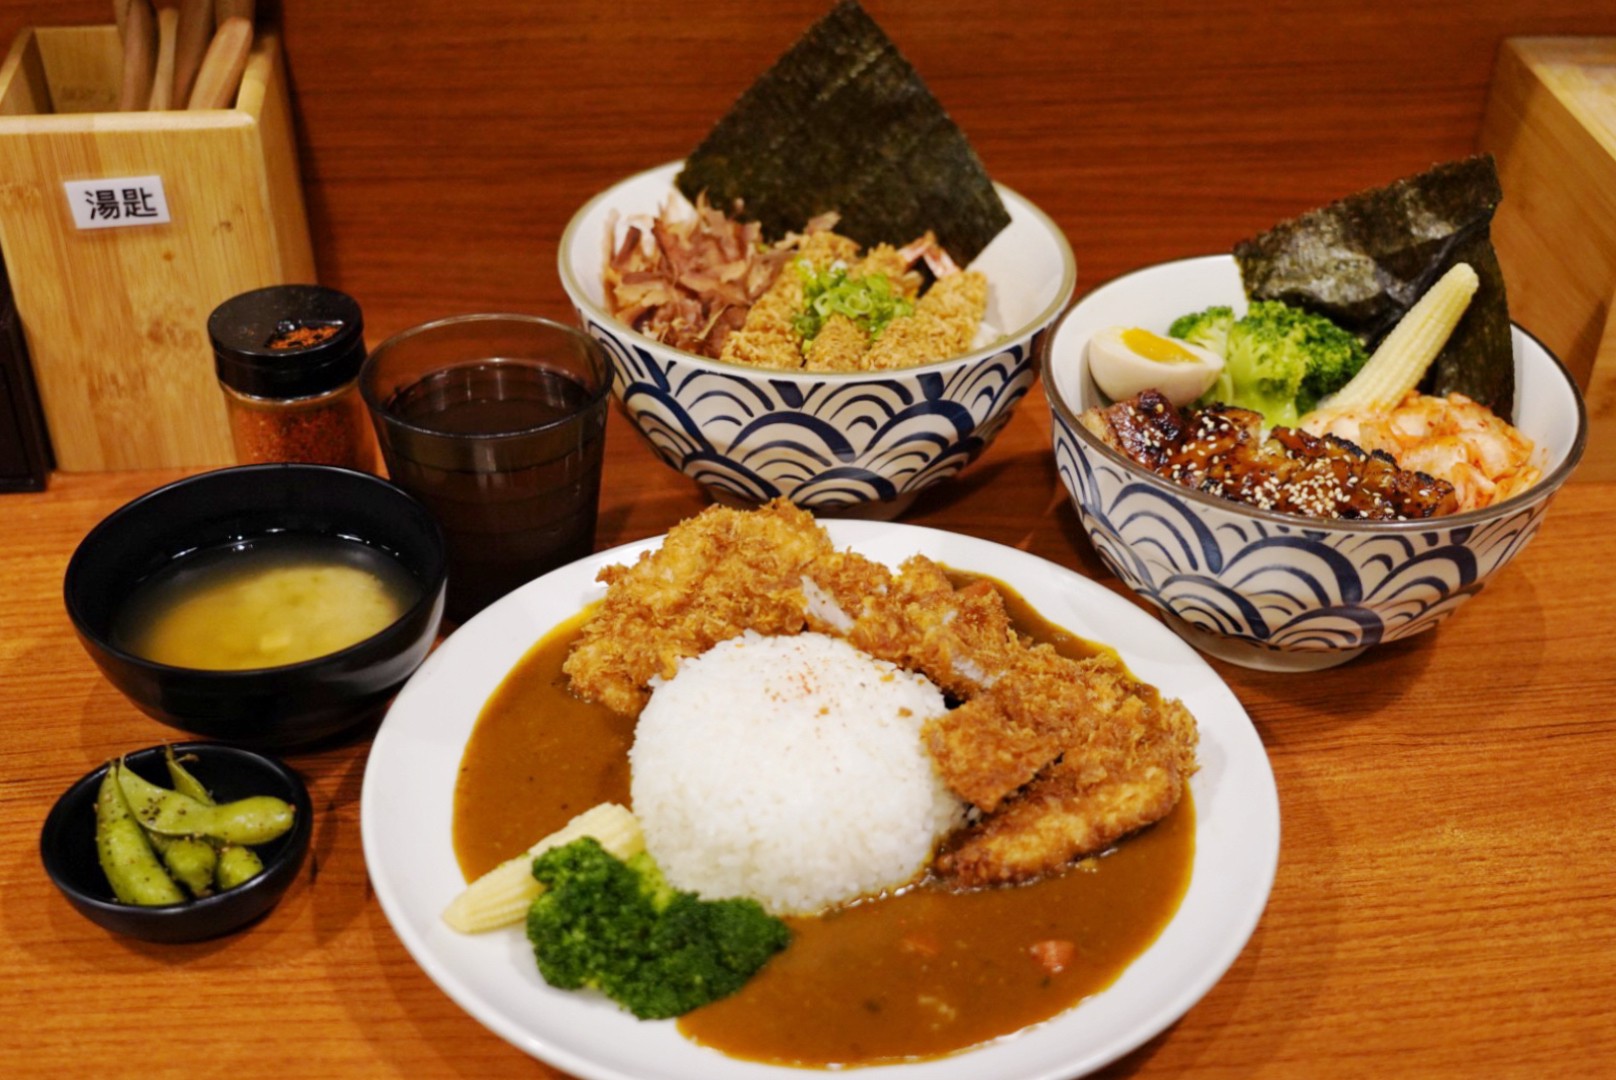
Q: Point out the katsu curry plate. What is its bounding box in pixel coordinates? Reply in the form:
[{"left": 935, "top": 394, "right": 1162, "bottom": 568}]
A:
[{"left": 361, "top": 501, "right": 1280, "bottom": 1079}]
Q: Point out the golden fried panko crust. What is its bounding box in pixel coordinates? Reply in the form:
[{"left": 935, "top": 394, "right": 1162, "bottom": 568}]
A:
[
  {"left": 801, "top": 546, "right": 1199, "bottom": 882},
  {"left": 564, "top": 499, "right": 1199, "bottom": 886},
  {"left": 804, "top": 313, "right": 869, "bottom": 372},
  {"left": 934, "top": 690, "right": 1197, "bottom": 887},
  {"left": 720, "top": 233, "right": 862, "bottom": 371},
  {"left": 818, "top": 554, "right": 1023, "bottom": 701},
  {"left": 923, "top": 647, "right": 1129, "bottom": 812},
  {"left": 864, "top": 270, "right": 988, "bottom": 371},
  {"left": 561, "top": 499, "right": 831, "bottom": 716}
]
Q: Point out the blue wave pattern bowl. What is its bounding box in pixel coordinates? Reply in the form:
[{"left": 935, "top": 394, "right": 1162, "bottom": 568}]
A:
[
  {"left": 1042, "top": 255, "right": 1587, "bottom": 672},
  {"left": 560, "top": 162, "right": 1076, "bottom": 518}
]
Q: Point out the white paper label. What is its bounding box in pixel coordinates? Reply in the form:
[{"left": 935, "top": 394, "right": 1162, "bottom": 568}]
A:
[{"left": 63, "top": 175, "right": 172, "bottom": 230}]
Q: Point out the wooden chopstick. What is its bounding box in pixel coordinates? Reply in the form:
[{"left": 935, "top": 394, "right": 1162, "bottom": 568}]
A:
[
  {"left": 186, "top": 14, "right": 252, "bottom": 110},
  {"left": 117, "top": 0, "right": 157, "bottom": 111}
]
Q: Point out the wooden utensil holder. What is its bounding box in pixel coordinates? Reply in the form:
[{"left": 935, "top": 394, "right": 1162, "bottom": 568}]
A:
[
  {"left": 0, "top": 24, "right": 314, "bottom": 471},
  {"left": 1480, "top": 37, "right": 1616, "bottom": 482}
]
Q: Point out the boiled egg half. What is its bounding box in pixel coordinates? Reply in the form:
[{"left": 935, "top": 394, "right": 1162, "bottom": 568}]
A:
[{"left": 1086, "top": 326, "right": 1224, "bottom": 407}]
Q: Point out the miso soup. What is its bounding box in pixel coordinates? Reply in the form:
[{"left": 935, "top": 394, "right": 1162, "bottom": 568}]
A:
[{"left": 112, "top": 534, "right": 421, "bottom": 670}]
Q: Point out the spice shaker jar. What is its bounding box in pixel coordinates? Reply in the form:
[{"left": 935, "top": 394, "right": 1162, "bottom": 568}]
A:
[{"left": 209, "top": 285, "right": 375, "bottom": 471}]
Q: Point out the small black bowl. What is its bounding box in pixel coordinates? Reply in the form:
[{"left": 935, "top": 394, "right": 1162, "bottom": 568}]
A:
[
  {"left": 40, "top": 743, "right": 314, "bottom": 944},
  {"left": 64, "top": 464, "right": 447, "bottom": 749}
]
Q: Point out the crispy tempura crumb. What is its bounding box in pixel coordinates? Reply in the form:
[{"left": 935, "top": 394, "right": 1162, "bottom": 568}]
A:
[{"left": 864, "top": 270, "right": 987, "bottom": 370}]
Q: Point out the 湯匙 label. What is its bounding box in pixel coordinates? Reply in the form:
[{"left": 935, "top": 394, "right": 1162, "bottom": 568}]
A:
[{"left": 63, "top": 176, "right": 172, "bottom": 230}]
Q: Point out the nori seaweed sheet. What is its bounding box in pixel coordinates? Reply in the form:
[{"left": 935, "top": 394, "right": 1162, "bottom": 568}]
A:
[
  {"left": 675, "top": 0, "right": 1010, "bottom": 267},
  {"left": 1234, "top": 156, "right": 1514, "bottom": 418}
]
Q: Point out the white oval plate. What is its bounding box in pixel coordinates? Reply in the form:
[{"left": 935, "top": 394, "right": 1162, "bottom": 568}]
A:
[{"left": 361, "top": 521, "right": 1280, "bottom": 1080}]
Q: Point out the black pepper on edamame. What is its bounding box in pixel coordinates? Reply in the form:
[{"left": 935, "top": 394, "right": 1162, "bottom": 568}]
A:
[
  {"left": 93, "top": 753, "right": 296, "bottom": 907},
  {"left": 158, "top": 836, "right": 219, "bottom": 898},
  {"left": 164, "top": 747, "right": 213, "bottom": 804},
  {"left": 214, "top": 844, "right": 267, "bottom": 890},
  {"left": 117, "top": 763, "right": 295, "bottom": 845},
  {"left": 95, "top": 766, "right": 185, "bottom": 906},
  {"left": 165, "top": 748, "right": 267, "bottom": 891}
]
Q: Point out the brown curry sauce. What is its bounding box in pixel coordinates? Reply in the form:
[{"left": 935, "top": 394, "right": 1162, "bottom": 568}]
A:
[{"left": 453, "top": 576, "right": 1194, "bottom": 1067}]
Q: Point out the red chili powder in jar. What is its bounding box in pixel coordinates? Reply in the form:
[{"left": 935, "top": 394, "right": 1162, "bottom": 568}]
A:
[
  {"left": 224, "top": 382, "right": 375, "bottom": 470},
  {"left": 209, "top": 287, "right": 377, "bottom": 471}
]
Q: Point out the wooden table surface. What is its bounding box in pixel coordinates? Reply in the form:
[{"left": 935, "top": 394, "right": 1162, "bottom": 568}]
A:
[
  {"left": 4, "top": 1, "right": 1616, "bottom": 1075},
  {"left": 4, "top": 399, "right": 1614, "bottom": 1077}
]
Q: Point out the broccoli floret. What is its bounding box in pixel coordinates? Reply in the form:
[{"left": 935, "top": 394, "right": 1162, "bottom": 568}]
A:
[
  {"left": 1168, "top": 305, "right": 1236, "bottom": 357},
  {"left": 1291, "top": 310, "right": 1371, "bottom": 412},
  {"left": 523, "top": 839, "right": 654, "bottom": 992},
  {"left": 525, "top": 837, "right": 791, "bottom": 1020},
  {"left": 1188, "top": 301, "right": 1367, "bottom": 428},
  {"left": 610, "top": 894, "right": 794, "bottom": 1019}
]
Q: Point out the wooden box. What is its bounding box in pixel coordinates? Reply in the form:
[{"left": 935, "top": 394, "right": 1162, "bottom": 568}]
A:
[
  {"left": 1480, "top": 37, "right": 1616, "bottom": 482},
  {"left": 0, "top": 24, "right": 314, "bottom": 471}
]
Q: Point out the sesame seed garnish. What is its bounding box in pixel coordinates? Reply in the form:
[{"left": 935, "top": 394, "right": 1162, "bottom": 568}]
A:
[{"left": 1091, "top": 395, "right": 1456, "bottom": 520}]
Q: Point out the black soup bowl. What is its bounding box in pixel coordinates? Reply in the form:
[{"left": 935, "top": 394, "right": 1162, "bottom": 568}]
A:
[
  {"left": 64, "top": 464, "right": 447, "bottom": 749},
  {"left": 41, "top": 742, "right": 313, "bottom": 943}
]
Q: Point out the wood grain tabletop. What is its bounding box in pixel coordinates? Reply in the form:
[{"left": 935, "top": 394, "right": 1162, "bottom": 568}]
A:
[
  {"left": 2, "top": 1, "right": 1616, "bottom": 1076},
  {"left": 5, "top": 402, "right": 1615, "bottom": 1077}
]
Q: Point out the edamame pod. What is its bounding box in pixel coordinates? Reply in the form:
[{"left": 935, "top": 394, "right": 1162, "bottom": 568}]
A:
[
  {"left": 117, "top": 763, "right": 177, "bottom": 853},
  {"left": 160, "top": 836, "right": 218, "bottom": 898},
  {"left": 160, "top": 750, "right": 228, "bottom": 894},
  {"left": 164, "top": 746, "right": 213, "bottom": 805},
  {"left": 118, "top": 763, "right": 213, "bottom": 839},
  {"left": 148, "top": 793, "right": 294, "bottom": 845},
  {"left": 116, "top": 761, "right": 189, "bottom": 858},
  {"left": 96, "top": 766, "right": 184, "bottom": 906},
  {"left": 202, "top": 796, "right": 294, "bottom": 845},
  {"left": 118, "top": 765, "right": 295, "bottom": 845},
  {"left": 214, "top": 844, "right": 265, "bottom": 890}
]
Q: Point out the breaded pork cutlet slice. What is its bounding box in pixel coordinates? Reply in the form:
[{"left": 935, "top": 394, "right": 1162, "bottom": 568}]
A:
[
  {"left": 935, "top": 691, "right": 1198, "bottom": 888},
  {"left": 563, "top": 499, "right": 831, "bottom": 717},
  {"left": 920, "top": 643, "right": 1186, "bottom": 814},
  {"left": 804, "top": 552, "right": 1022, "bottom": 701},
  {"left": 803, "top": 547, "right": 1198, "bottom": 883},
  {"left": 924, "top": 643, "right": 1198, "bottom": 884},
  {"left": 807, "top": 552, "right": 1161, "bottom": 813}
]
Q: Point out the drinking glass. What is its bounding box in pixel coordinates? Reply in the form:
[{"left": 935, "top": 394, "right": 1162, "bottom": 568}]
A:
[{"left": 360, "top": 314, "right": 609, "bottom": 624}]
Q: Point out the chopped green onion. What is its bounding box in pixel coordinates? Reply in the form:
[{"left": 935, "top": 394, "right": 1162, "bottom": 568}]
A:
[{"left": 790, "top": 260, "right": 914, "bottom": 350}]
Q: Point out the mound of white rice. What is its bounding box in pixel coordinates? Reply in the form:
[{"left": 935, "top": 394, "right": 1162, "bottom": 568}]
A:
[{"left": 629, "top": 631, "right": 964, "bottom": 916}]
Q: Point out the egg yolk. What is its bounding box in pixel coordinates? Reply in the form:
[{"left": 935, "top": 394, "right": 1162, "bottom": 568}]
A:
[{"left": 1120, "top": 328, "right": 1201, "bottom": 364}]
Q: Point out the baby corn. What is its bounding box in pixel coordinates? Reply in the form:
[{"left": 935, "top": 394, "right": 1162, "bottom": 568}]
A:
[
  {"left": 1321, "top": 262, "right": 1480, "bottom": 414},
  {"left": 442, "top": 802, "right": 644, "bottom": 933}
]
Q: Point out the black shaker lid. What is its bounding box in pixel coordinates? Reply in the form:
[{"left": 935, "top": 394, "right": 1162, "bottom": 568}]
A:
[{"left": 209, "top": 285, "right": 366, "bottom": 398}]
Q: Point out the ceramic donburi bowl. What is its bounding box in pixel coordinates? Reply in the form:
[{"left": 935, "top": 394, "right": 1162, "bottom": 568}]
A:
[{"left": 1042, "top": 254, "right": 1587, "bottom": 671}]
